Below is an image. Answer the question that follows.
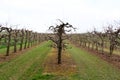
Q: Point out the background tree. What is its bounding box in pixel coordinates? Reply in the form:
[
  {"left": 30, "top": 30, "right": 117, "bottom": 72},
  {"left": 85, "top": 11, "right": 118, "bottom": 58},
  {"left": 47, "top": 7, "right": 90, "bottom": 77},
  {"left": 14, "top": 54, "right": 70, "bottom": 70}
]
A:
[
  {"left": 19, "top": 29, "right": 25, "bottom": 51},
  {"left": 12, "top": 29, "right": 19, "bottom": 53},
  {"left": 6, "top": 27, "right": 12, "bottom": 56},
  {"left": 105, "top": 26, "right": 120, "bottom": 56},
  {"left": 0, "top": 27, "right": 12, "bottom": 56},
  {"left": 27, "top": 31, "right": 32, "bottom": 48},
  {"left": 24, "top": 30, "right": 28, "bottom": 49},
  {"left": 93, "top": 29, "right": 106, "bottom": 54}
]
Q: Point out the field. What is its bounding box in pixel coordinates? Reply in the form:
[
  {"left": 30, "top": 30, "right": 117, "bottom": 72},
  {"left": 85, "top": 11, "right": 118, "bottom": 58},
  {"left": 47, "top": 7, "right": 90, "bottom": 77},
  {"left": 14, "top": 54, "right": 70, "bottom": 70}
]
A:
[
  {"left": 0, "top": 41, "right": 120, "bottom": 80},
  {"left": 1, "top": 0, "right": 120, "bottom": 80}
]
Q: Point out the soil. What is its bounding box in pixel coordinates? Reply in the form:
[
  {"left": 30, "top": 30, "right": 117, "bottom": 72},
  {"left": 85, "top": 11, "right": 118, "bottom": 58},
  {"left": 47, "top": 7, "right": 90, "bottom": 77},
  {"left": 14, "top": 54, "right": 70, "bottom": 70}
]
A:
[{"left": 42, "top": 48, "right": 78, "bottom": 76}]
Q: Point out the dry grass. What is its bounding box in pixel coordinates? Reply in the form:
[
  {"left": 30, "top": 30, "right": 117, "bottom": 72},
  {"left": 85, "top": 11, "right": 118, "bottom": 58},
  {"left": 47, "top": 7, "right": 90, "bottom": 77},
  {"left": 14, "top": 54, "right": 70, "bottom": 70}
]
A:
[{"left": 42, "top": 48, "right": 77, "bottom": 76}]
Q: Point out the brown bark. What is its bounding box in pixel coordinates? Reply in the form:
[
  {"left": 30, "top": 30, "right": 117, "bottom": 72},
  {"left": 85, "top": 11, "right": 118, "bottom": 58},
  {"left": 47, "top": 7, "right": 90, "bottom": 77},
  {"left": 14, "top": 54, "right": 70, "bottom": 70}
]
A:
[
  {"left": 6, "top": 33, "right": 11, "bottom": 56},
  {"left": 24, "top": 30, "right": 28, "bottom": 49},
  {"left": 19, "top": 29, "right": 24, "bottom": 51},
  {"left": 6, "top": 28, "right": 12, "bottom": 56},
  {"left": 48, "top": 20, "right": 75, "bottom": 64}
]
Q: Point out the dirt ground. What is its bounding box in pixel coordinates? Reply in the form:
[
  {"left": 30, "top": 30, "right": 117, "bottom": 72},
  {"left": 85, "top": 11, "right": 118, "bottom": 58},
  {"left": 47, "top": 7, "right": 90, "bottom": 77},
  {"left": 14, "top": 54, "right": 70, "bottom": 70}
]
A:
[{"left": 42, "top": 48, "right": 78, "bottom": 76}]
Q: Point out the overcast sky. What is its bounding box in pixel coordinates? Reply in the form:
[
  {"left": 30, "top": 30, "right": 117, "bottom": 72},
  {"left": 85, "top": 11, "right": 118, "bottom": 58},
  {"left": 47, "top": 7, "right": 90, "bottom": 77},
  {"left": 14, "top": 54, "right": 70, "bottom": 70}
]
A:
[{"left": 0, "top": 0, "right": 120, "bottom": 33}]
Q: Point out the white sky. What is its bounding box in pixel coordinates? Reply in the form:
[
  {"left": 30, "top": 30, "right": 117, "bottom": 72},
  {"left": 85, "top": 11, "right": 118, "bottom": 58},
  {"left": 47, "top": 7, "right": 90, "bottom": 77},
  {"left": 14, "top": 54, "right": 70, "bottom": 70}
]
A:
[{"left": 0, "top": 0, "right": 120, "bottom": 33}]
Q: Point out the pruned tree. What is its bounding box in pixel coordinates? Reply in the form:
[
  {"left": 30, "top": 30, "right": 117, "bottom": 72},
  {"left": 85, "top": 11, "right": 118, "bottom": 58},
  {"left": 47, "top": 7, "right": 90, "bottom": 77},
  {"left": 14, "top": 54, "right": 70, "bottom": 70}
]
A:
[
  {"left": 19, "top": 29, "right": 25, "bottom": 51},
  {"left": 24, "top": 30, "right": 28, "bottom": 49},
  {"left": 105, "top": 26, "right": 120, "bottom": 56},
  {"left": 27, "top": 31, "right": 32, "bottom": 48},
  {"left": 12, "top": 29, "right": 19, "bottom": 53},
  {"left": 93, "top": 29, "right": 106, "bottom": 54},
  {"left": 87, "top": 32, "right": 96, "bottom": 50},
  {"left": 0, "top": 26, "right": 4, "bottom": 42},
  {"left": 78, "top": 34, "right": 88, "bottom": 47},
  {"left": 0, "top": 27, "right": 13, "bottom": 56},
  {"left": 48, "top": 19, "right": 75, "bottom": 64},
  {"left": 86, "top": 32, "right": 92, "bottom": 49},
  {"left": 32, "top": 32, "right": 37, "bottom": 46},
  {"left": 38, "top": 33, "right": 42, "bottom": 43},
  {"left": 6, "top": 27, "right": 12, "bottom": 56},
  {"left": 0, "top": 25, "right": 46, "bottom": 57}
]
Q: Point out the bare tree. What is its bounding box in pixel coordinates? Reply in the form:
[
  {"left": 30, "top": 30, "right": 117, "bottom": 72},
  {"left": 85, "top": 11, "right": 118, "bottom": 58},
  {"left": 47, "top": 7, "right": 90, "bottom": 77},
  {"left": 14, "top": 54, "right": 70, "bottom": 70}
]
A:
[
  {"left": 19, "top": 29, "right": 25, "bottom": 51},
  {"left": 48, "top": 19, "right": 75, "bottom": 64},
  {"left": 27, "top": 31, "right": 32, "bottom": 48},
  {"left": 0, "top": 27, "right": 12, "bottom": 56},
  {"left": 24, "top": 30, "right": 28, "bottom": 49},
  {"left": 87, "top": 32, "right": 96, "bottom": 50},
  {"left": 106, "top": 26, "right": 120, "bottom": 56},
  {"left": 6, "top": 27, "right": 12, "bottom": 56},
  {"left": 93, "top": 29, "right": 106, "bottom": 54},
  {"left": 12, "top": 29, "right": 19, "bottom": 53}
]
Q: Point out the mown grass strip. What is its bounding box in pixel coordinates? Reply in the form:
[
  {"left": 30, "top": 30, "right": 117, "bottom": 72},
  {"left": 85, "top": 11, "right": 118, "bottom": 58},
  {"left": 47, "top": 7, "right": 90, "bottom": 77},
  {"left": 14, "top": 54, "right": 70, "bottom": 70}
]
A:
[
  {"left": 0, "top": 41, "right": 51, "bottom": 80},
  {"left": 0, "top": 46, "right": 14, "bottom": 54},
  {"left": 0, "top": 44, "right": 28, "bottom": 54},
  {"left": 67, "top": 45, "right": 120, "bottom": 80}
]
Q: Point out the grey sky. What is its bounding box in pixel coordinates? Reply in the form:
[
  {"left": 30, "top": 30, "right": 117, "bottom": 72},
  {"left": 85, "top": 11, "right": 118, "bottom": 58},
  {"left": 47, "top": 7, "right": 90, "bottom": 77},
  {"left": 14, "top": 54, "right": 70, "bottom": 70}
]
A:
[{"left": 0, "top": 0, "right": 120, "bottom": 33}]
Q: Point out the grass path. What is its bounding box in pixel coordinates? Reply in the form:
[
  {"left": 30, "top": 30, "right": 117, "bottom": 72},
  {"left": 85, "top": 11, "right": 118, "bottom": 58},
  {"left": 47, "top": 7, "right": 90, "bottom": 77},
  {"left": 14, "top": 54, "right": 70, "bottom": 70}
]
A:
[
  {"left": 0, "top": 41, "right": 51, "bottom": 80},
  {"left": 67, "top": 45, "right": 120, "bottom": 80},
  {"left": 0, "top": 44, "right": 28, "bottom": 54},
  {"left": 0, "top": 46, "right": 14, "bottom": 54},
  {"left": 0, "top": 41, "right": 120, "bottom": 80},
  {"left": 31, "top": 44, "right": 120, "bottom": 80}
]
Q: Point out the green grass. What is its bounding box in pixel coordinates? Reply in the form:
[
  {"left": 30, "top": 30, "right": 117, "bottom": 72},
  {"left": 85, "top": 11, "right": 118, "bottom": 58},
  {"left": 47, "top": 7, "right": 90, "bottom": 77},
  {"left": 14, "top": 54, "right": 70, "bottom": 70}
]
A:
[
  {"left": 0, "top": 46, "right": 15, "bottom": 54},
  {"left": 26, "top": 43, "right": 120, "bottom": 80},
  {"left": 0, "top": 45, "right": 6, "bottom": 49},
  {"left": 0, "top": 41, "right": 120, "bottom": 80},
  {"left": 0, "top": 41, "right": 52, "bottom": 80},
  {"left": 0, "top": 43, "right": 32, "bottom": 54},
  {"left": 67, "top": 45, "right": 120, "bottom": 80}
]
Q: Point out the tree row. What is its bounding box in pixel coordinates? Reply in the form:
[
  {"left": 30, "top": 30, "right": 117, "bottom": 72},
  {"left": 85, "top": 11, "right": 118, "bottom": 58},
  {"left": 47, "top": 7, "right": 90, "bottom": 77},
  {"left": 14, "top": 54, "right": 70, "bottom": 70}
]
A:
[
  {"left": 0, "top": 25, "right": 46, "bottom": 56},
  {"left": 70, "top": 25, "right": 120, "bottom": 56}
]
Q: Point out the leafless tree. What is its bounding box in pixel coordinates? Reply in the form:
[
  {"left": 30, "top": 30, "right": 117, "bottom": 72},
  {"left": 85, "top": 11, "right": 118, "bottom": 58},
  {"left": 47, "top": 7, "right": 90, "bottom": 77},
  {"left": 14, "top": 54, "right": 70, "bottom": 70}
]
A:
[
  {"left": 24, "top": 30, "right": 28, "bottom": 49},
  {"left": 12, "top": 29, "right": 19, "bottom": 53},
  {"left": 106, "top": 25, "right": 120, "bottom": 56},
  {"left": 48, "top": 19, "right": 75, "bottom": 64},
  {"left": 93, "top": 29, "right": 106, "bottom": 54},
  {"left": 0, "top": 27, "right": 12, "bottom": 56},
  {"left": 19, "top": 29, "right": 25, "bottom": 51},
  {"left": 27, "top": 31, "right": 32, "bottom": 48}
]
